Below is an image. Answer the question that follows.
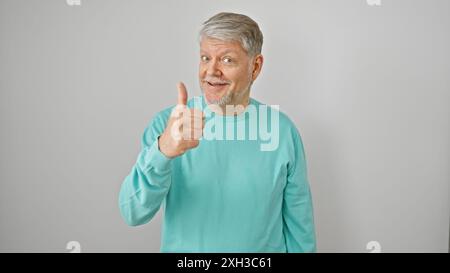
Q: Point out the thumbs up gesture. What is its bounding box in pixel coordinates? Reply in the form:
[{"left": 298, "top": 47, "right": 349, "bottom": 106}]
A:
[{"left": 158, "top": 82, "right": 205, "bottom": 158}]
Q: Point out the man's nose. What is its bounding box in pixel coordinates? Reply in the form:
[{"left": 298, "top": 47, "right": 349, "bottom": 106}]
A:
[{"left": 206, "top": 60, "right": 222, "bottom": 77}]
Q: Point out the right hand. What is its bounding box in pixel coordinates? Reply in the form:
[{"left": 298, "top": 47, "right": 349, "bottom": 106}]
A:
[{"left": 158, "top": 82, "right": 205, "bottom": 158}]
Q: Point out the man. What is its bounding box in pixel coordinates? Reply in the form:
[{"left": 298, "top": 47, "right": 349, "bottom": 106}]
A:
[{"left": 119, "top": 12, "right": 316, "bottom": 252}]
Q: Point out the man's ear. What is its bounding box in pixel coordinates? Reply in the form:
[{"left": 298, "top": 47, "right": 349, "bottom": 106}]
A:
[{"left": 251, "top": 54, "right": 264, "bottom": 81}]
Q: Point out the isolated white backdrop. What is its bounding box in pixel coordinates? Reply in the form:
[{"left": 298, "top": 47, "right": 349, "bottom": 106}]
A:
[{"left": 0, "top": 0, "right": 449, "bottom": 252}]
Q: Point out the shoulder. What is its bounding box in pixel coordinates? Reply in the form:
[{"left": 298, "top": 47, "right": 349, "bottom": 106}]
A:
[
  {"left": 141, "top": 97, "right": 199, "bottom": 147},
  {"left": 250, "top": 97, "right": 306, "bottom": 158},
  {"left": 150, "top": 96, "right": 200, "bottom": 127},
  {"left": 141, "top": 104, "right": 173, "bottom": 147},
  {"left": 250, "top": 97, "right": 302, "bottom": 138}
]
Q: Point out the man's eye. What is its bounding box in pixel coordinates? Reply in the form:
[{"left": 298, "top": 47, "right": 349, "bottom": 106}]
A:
[
  {"left": 223, "top": 57, "right": 232, "bottom": 63},
  {"left": 201, "top": 56, "right": 209, "bottom": 62}
]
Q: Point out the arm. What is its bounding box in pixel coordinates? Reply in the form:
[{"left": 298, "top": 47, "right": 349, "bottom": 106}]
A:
[
  {"left": 282, "top": 129, "right": 317, "bottom": 252},
  {"left": 118, "top": 82, "right": 204, "bottom": 226},
  {"left": 118, "top": 114, "right": 172, "bottom": 226}
]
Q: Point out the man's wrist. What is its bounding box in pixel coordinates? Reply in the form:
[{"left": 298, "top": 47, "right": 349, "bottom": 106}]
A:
[{"left": 157, "top": 134, "right": 172, "bottom": 159}]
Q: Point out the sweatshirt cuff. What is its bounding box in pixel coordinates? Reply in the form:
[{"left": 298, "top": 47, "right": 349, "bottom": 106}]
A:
[{"left": 143, "top": 136, "right": 172, "bottom": 171}]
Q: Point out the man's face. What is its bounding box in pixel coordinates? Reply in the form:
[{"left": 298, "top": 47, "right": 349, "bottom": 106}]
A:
[{"left": 199, "top": 37, "right": 259, "bottom": 108}]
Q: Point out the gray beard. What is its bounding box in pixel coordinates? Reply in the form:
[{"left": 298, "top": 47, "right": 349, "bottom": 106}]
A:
[
  {"left": 201, "top": 84, "right": 251, "bottom": 108},
  {"left": 208, "top": 90, "right": 232, "bottom": 106}
]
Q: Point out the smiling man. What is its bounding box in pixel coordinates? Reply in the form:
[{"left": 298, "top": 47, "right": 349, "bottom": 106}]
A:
[
  {"left": 199, "top": 36, "right": 259, "bottom": 111},
  {"left": 119, "top": 12, "right": 316, "bottom": 252}
]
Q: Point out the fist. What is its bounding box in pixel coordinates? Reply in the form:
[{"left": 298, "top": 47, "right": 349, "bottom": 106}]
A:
[{"left": 158, "top": 82, "right": 205, "bottom": 158}]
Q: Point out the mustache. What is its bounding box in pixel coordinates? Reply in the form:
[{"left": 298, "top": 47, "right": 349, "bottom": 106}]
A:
[{"left": 202, "top": 76, "right": 231, "bottom": 85}]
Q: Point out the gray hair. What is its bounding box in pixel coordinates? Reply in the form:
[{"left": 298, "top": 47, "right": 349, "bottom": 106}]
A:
[{"left": 199, "top": 12, "right": 263, "bottom": 57}]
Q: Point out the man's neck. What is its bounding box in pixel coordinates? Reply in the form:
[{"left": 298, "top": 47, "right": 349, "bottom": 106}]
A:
[{"left": 209, "top": 97, "right": 250, "bottom": 116}]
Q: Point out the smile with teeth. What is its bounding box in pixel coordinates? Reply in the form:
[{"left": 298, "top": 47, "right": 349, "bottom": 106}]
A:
[{"left": 206, "top": 81, "right": 229, "bottom": 87}]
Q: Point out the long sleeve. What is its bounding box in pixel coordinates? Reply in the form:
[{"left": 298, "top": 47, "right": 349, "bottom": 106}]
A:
[
  {"left": 119, "top": 113, "right": 172, "bottom": 226},
  {"left": 282, "top": 128, "right": 317, "bottom": 252}
]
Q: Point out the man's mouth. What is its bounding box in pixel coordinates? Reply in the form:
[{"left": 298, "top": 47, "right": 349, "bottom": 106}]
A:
[
  {"left": 204, "top": 80, "right": 230, "bottom": 93},
  {"left": 206, "top": 81, "right": 229, "bottom": 87}
]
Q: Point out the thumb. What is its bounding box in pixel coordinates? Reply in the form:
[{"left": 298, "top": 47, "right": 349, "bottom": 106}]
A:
[{"left": 177, "top": 82, "right": 188, "bottom": 106}]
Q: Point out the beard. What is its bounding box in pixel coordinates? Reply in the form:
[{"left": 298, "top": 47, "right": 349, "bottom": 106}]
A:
[
  {"left": 204, "top": 88, "right": 233, "bottom": 106},
  {"left": 200, "top": 81, "right": 252, "bottom": 108}
]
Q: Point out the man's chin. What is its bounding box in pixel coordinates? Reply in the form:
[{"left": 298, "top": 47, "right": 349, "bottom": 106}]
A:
[{"left": 203, "top": 90, "right": 231, "bottom": 106}]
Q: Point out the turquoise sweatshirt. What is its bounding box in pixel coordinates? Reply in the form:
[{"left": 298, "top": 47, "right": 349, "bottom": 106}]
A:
[{"left": 119, "top": 95, "right": 316, "bottom": 252}]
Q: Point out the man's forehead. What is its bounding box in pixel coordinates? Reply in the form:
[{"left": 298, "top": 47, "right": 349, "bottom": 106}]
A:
[{"left": 200, "top": 38, "right": 244, "bottom": 55}]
